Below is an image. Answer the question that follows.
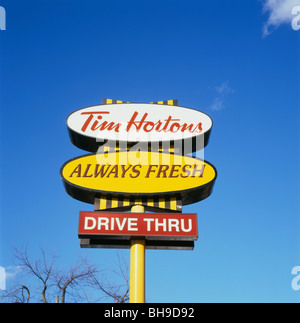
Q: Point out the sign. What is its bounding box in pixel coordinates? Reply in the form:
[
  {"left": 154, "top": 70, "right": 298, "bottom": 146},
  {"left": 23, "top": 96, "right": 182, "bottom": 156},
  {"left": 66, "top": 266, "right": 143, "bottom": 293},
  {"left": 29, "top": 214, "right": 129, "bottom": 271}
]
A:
[
  {"left": 60, "top": 150, "right": 217, "bottom": 205},
  {"left": 66, "top": 103, "right": 213, "bottom": 152},
  {"left": 78, "top": 212, "right": 198, "bottom": 241},
  {"left": 61, "top": 99, "right": 217, "bottom": 301}
]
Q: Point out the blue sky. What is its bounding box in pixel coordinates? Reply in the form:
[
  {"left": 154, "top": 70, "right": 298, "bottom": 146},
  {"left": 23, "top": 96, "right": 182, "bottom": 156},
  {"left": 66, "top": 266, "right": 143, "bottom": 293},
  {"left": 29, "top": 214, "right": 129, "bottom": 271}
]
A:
[{"left": 0, "top": 0, "right": 300, "bottom": 302}]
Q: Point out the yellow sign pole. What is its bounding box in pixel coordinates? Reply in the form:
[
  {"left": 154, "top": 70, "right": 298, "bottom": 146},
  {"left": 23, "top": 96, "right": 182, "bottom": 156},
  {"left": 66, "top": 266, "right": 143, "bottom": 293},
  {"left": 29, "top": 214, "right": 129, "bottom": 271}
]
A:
[{"left": 130, "top": 204, "right": 145, "bottom": 303}]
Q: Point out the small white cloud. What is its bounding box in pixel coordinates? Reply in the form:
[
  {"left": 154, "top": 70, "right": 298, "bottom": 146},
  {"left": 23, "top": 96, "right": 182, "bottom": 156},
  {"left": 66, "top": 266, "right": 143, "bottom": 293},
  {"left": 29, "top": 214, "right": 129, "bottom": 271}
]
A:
[
  {"left": 5, "top": 265, "right": 22, "bottom": 280},
  {"left": 216, "top": 81, "right": 234, "bottom": 96},
  {"left": 210, "top": 98, "right": 224, "bottom": 111},
  {"left": 209, "top": 81, "right": 234, "bottom": 111},
  {"left": 262, "top": 0, "right": 299, "bottom": 37}
]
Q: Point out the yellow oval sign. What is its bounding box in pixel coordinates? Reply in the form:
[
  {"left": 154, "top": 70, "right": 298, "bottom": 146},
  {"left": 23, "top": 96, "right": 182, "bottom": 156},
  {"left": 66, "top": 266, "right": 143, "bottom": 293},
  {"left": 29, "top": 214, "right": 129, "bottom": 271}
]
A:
[{"left": 60, "top": 151, "right": 217, "bottom": 205}]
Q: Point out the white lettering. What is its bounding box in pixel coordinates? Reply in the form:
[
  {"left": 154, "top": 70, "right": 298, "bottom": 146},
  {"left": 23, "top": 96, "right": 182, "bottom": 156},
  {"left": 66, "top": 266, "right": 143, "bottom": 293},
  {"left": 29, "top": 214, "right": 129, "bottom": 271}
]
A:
[
  {"left": 181, "top": 219, "right": 193, "bottom": 232},
  {"left": 115, "top": 217, "right": 127, "bottom": 231},
  {"left": 155, "top": 218, "right": 167, "bottom": 232},
  {"left": 84, "top": 217, "right": 97, "bottom": 230},
  {"left": 168, "top": 219, "right": 180, "bottom": 232},
  {"left": 98, "top": 217, "right": 109, "bottom": 230},
  {"left": 143, "top": 218, "right": 154, "bottom": 231},
  {"left": 81, "top": 214, "right": 196, "bottom": 236},
  {"left": 128, "top": 218, "right": 138, "bottom": 231},
  {"left": 104, "top": 307, "right": 138, "bottom": 320}
]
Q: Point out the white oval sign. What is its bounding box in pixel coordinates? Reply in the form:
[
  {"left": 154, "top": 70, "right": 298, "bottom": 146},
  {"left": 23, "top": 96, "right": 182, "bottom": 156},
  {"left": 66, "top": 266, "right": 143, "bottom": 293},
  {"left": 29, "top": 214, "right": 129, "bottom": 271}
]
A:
[{"left": 67, "top": 103, "right": 213, "bottom": 152}]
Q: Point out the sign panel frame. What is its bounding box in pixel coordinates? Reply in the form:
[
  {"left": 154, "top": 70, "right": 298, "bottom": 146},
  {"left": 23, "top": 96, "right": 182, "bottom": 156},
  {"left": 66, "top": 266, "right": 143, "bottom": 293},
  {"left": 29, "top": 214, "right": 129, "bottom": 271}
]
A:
[
  {"left": 80, "top": 238, "right": 195, "bottom": 251},
  {"left": 78, "top": 212, "right": 198, "bottom": 241},
  {"left": 66, "top": 103, "right": 213, "bottom": 153},
  {"left": 60, "top": 151, "right": 217, "bottom": 206}
]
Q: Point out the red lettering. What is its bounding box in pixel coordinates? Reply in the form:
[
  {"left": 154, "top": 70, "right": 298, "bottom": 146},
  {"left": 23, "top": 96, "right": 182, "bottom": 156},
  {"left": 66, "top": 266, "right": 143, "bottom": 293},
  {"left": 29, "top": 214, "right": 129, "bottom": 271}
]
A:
[
  {"left": 126, "top": 112, "right": 148, "bottom": 132},
  {"left": 191, "top": 164, "right": 205, "bottom": 177},
  {"left": 162, "top": 116, "right": 173, "bottom": 132},
  {"left": 80, "top": 112, "right": 109, "bottom": 132},
  {"left": 169, "top": 123, "right": 180, "bottom": 133},
  {"left": 169, "top": 165, "right": 181, "bottom": 178},
  {"left": 154, "top": 120, "right": 163, "bottom": 131},
  {"left": 94, "top": 164, "right": 111, "bottom": 178},
  {"left": 130, "top": 165, "right": 142, "bottom": 178},
  {"left": 107, "top": 165, "right": 119, "bottom": 178},
  {"left": 143, "top": 122, "right": 155, "bottom": 132},
  {"left": 194, "top": 123, "right": 202, "bottom": 133},
  {"left": 90, "top": 115, "right": 104, "bottom": 131},
  {"left": 181, "top": 123, "right": 194, "bottom": 132},
  {"left": 98, "top": 121, "right": 121, "bottom": 132},
  {"left": 145, "top": 165, "right": 158, "bottom": 178},
  {"left": 156, "top": 165, "right": 169, "bottom": 178},
  {"left": 180, "top": 164, "right": 192, "bottom": 178},
  {"left": 83, "top": 164, "right": 93, "bottom": 177},
  {"left": 81, "top": 114, "right": 94, "bottom": 132},
  {"left": 120, "top": 165, "right": 133, "bottom": 178},
  {"left": 79, "top": 111, "right": 203, "bottom": 135},
  {"left": 69, "top": 164, "right": 82, "bottom": 177}
]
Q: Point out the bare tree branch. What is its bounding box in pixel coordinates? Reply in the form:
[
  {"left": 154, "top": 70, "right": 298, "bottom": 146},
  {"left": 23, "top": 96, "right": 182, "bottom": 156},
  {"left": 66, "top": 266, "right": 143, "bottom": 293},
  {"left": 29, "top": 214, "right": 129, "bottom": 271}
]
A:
[
  {"left": 21, "top": 285, "right": 30, "bottom": 303},
  {"left": 0, "top": 285, "right": 30, "bottom": 303},
  {"left": 12, "top": 246, "right": 54, "bottom": 303},
  {"left": 87, "top": 253, "right": 130, "bottom": 303},
  {"left": 54, "top": 258, "right": 98, "bottom": 303},
  {"left": 1, "top": 247, "right": 130, "bottom": 303}
]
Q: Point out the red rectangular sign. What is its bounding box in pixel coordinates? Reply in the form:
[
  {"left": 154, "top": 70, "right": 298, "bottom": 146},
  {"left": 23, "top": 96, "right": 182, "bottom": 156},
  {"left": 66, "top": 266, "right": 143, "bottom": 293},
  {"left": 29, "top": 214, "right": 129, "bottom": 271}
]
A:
[{"left": 78, "top": 212, "right": 198, "bottom": 241}]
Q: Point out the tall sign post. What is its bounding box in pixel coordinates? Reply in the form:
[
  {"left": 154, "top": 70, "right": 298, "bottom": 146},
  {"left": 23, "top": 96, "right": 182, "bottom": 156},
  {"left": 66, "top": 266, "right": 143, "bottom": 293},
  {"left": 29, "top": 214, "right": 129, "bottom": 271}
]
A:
[
  {"left": 60, "top": 99, "right": 217, "bottom": 303},
  {"left": 130, "top": 204, "right": 146, "bottom": 303}
]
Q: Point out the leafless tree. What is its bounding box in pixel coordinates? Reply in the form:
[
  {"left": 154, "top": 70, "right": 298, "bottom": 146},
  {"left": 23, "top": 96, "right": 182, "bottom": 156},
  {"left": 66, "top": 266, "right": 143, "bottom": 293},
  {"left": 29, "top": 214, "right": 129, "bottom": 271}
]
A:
[
  {"left": 0, "top": 285, "right": 30, "bottom": 303},
  {"left": 87, "top": 253, "right": 130, "bottom": 303},
  {"left": 0, "top": 246, "right": 129, "bottom": 303},
  {"left": 54, "top": 257, "right": 97, "bottom": 303},
  {"left": 12, "top": 246, "right": 54, "bottom": 303}
]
